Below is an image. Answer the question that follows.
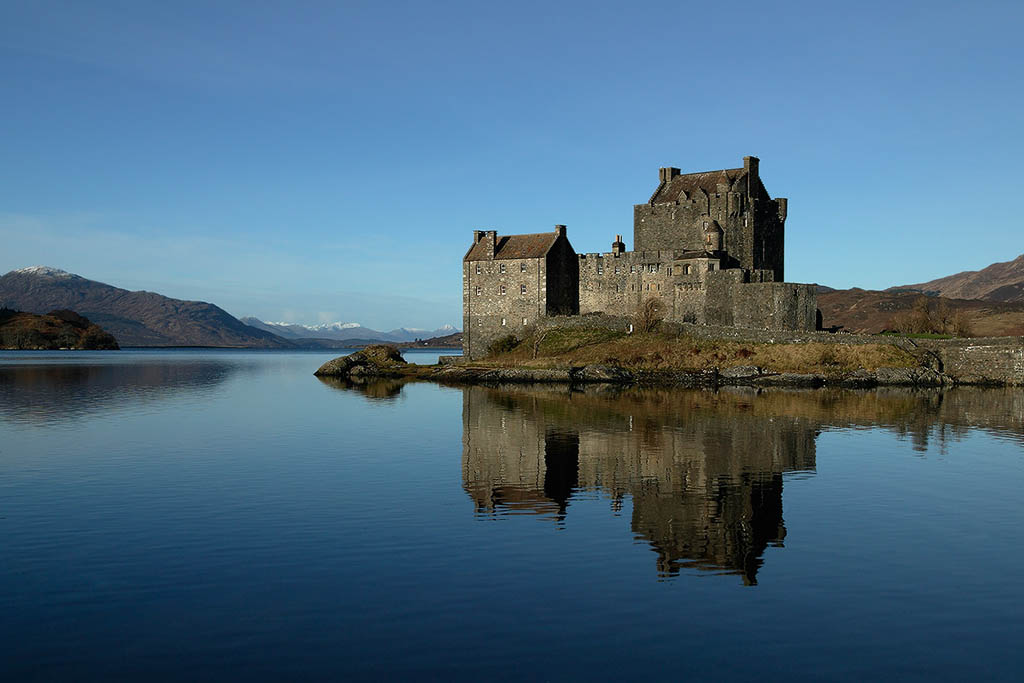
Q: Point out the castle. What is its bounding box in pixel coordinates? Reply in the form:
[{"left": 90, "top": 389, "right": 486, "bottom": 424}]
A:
[{"left": 462, "top": 156, "right": 818, "bottom": 359}]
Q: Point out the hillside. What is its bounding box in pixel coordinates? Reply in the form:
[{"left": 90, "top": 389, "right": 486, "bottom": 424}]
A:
[
  {"left": 0, "top": 267, "right": 290, "bottom": 347},
  {"left": 399, "top": 331, "right": 463, "bottom": 348},
  {"left": 818, "top": 288, "right": 1024, "bottom": 336},
  {"left": 892, "top": 254, "right": 1024, "bottom": 303},
  {"left": 0, "top": 308, "right": 119, "bottom": 350}
]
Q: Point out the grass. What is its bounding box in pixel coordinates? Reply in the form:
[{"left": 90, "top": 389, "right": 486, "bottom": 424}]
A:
[{"left": 478, "top": 327, "right": 918, "bottom": 376}]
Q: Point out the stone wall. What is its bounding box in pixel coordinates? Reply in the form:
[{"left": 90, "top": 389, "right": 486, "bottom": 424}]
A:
[
  {"left": 916, "top": 338, "right": 1024, "bottom": 386},
  {"left": 579, "top": 250, "right": 679, "bottom": 318},
  {"left": 463, "top": 256, "right": 548, "bottom": 359}
]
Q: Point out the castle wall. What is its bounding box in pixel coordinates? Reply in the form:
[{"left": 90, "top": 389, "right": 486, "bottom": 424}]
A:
[
  {"left": 463, "top": 256, "right": 547, "bottom": 359},
  {"left": 579, "top": 250, "right": 693, "bottom": 316},
  {"left": 704, "top": 271, "right": 815, "bottom": 331}
]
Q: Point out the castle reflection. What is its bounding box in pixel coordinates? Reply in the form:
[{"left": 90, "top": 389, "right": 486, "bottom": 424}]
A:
[
  {"left": 462, "top": 385, "right": 817, "bottom": 584},
  {"left": 320, "top": 378, "right": 1024, "bottom": 583}
]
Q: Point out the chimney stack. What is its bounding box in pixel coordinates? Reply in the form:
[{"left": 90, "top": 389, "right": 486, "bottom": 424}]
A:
[
  {"left": 612, "top": 234, "right": 625, "bottom": 255},
  {"left": 554, "top": 224, "right": 566, "bottom": 237},
  {"left": 659, "top": 167, "right": 680, "bottom": 183},
  {"left": 743, "top": 156, "right": 759, "bottom": 179}
]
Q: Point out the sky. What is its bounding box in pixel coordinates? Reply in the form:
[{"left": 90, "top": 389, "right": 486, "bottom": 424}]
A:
[{"left": 2, "top": 0, "right": 1022, "bottom": 329}]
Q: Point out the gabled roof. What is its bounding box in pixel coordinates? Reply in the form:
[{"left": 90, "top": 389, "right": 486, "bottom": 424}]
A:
[
  {"left": 464, "top": 232, "right": 560, "bottom": 261},
  {"left": 649, "top": 168, "right": 745, "bottom": 203}
]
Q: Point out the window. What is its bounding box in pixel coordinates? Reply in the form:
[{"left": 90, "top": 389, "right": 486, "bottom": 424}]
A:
[
  {"left": 520, "top": 284, "right": 527, "bottom": 295},
  {"left": 520, "top": 262, "right": 527, "bottom": 272},
  {"left": 522, "top": 317, "right": 528, "bottom": 326},
  {"left": 667, "top": 267, "right": 673, "bottom": 275},
  {"left": 597, "top": 263, "right": 603, "bottom": 275},
  {"left": 645, "top": 283, "right": 650, "bottom": 291},
  {"left": 684, "top": 264, "right": 691, "bottom": 275},
  {"left": 475, "top": 264, "right": 481, "bottom": 274},
  {"left": 500, "top": 285, "right": 507, "bottom": 295},
  {"left": 630, "top": 265, "right": 636, "bottom": 273},
  {"left": 708, "top": 263, "right": 715, "bottom": 272},
  {"left": 499, "top": 263, "right": 506, "bottom": 274},
  {"left": 501, "top": 318, "right": 506, "bottom": 326},
  {"left": 614, "top": 266, "right": 620, "bottom": 274},
  {"left": 475, "top": 286, "right": 481, "bottom": 296}
]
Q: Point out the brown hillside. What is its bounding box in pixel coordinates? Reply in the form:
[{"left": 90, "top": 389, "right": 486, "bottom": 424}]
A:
[
  {"left": 0, "top": 267, "right": 291, "bottom": 347},
  {"left": 818, "top": 289, "right": 1024, "bottom": 336},
  {"left": 893, "top": 254, "right": 1024, "bottom": 303},
  {"left": 0, "top": 308, "right": 120, "bottom": 350}
]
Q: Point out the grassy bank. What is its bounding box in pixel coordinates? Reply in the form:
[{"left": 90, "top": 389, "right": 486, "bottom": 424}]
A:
[{"left": 476, "top": 327, "right": 918, "bottom": 376}]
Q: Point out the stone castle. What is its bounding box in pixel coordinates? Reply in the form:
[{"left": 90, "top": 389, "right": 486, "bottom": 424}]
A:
[{"left": 462, "top": 156, "right": 818, "bottom": 358}]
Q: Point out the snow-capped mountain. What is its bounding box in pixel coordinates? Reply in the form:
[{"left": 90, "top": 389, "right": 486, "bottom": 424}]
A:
[
  {"left": 13, "top": 266, "right": 82, "bottom": 279},
  {"left": 240, "top": 318, "right": 459, "bottom": 342}
]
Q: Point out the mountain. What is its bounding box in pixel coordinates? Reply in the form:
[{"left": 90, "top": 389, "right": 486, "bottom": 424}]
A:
[
  {"left": 240, "top": 318, "right": 459, "bottom": 343},
  {"left": 0, "top": 267, "right": 291, "bottom": 347},
  {"left": 0, "top": 308, "right": 120, "bottom": 350},
  {"left": 891, "top": 254, "right": 1024, "bottom": 303},
  {"left": 818, "top": 288, "right": 1024, "bottom": 336}
]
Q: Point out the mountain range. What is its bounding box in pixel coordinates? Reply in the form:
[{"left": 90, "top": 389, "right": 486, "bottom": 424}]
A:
[
  {"left": 0, "top": 267, "right": 459, "bottom": 348},
  {"left": 239, "top": 318, "right": 458, "bottom": 343},
  {"left": 889, "top": 254, "right": 1024, "bottom": 303},
  {"left": 819, "top": 254, "right": 1024, "bottom": 335}
]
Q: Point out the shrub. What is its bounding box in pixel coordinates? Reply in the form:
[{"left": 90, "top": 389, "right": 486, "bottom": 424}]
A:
[
  {"left": 634, "top": 297, "right": 665, "bottom": 334},
  {"left": 487, "top": 334, "right": 520, "bottom": 356}
]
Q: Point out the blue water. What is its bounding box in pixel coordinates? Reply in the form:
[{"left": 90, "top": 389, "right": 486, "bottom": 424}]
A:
[{"left": 1, "top": 350, "right": 1022, "bottom": 681}]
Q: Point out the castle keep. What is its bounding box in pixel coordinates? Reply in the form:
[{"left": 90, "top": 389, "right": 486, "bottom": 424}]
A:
[{"left": 463, "top": 156, "right": 817, "bottom": 359}]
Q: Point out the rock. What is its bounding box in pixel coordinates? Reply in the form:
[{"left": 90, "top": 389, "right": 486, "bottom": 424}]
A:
[
  {"left": 571, "top": 365, "right": 636, "bottom": 383},
  {"left": 835, "top": 368, "right": 878, "bottom": 388},
  {"left": 720, "top": 365, "right": 762, "bottom": 379},
  {"left": 314, "top": 345, "right": 408, "bottom": 377},
  {"left": 752, "top": 373, "right": 825, "bottom": 387},
  {"left": 874, "top": 366, "right": 951, "bottom": 386}
]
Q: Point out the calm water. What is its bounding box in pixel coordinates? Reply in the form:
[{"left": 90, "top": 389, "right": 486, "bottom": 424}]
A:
[{"left": 1, "top": 350, "right": 1023, "bottom": 681}]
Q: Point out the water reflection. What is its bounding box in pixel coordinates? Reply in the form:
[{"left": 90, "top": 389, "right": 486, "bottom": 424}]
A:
[
  {"left": 319, "top": 380, "right": 1024, "bottom": 584},
  {"left": 316, "top": 376, "right": 407, "bottom": 401},
  {"left": 462, "top": 385, "right": 815, "bottom": 583},
  {"left": 0, "top": 359, "right": 241, "bottom": 425}
]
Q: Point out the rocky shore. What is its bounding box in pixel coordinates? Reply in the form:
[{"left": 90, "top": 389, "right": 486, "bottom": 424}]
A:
[{"left": 315, "top": 345, "right": 967, "bottom": 388}]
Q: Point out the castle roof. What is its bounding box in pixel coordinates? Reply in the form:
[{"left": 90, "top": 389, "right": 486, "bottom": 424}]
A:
[
  {"left": 464, "top": 232, "right": 560, "bottom": 261},
  {"left": 649, "top": 168, "right": 745, "bottom": 203}
]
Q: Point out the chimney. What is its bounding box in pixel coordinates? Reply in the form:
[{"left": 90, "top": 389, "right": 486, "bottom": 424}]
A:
[
  {"left": 554, "top": 224, "right": 566, "bottom": 238},
  {"left": 658, "top": 167, "right": 680, "bottom": 183},
  {"left": 743, "top": 156, "right": 759, "bottom": 179},
  {"left": 473, "top": 230, "right": 482, "bottom": 243},
  {"left": 612, "top": 234, "right": 625, "bottom": 255}
]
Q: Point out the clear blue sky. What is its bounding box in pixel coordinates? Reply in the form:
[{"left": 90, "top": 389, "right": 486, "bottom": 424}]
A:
[{"left": 2, "top": 0, "right": 1021, "bottom": 329}]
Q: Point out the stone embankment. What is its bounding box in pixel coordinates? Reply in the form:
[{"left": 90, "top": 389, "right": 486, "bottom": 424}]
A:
[
  {"left": 315, "top": 325, "right": 1024, "bottom": 388},
  {"left": 314, "top": 344, "right": 967, "bottom": 388}
]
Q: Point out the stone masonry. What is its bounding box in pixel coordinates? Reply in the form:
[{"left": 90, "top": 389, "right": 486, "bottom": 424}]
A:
[{"left": 463, "top": 157, "right": 818, "bottom": 359}]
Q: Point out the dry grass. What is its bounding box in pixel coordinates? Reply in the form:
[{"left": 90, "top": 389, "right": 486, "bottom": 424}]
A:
[{"left": 479, "top": 328, "right": 918, "bottom": 375}]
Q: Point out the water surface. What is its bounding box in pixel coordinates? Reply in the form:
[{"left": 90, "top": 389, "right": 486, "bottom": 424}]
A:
[{"left": 1, "top": 350, "right": 1022, "bottom": 680}]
